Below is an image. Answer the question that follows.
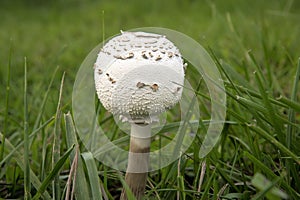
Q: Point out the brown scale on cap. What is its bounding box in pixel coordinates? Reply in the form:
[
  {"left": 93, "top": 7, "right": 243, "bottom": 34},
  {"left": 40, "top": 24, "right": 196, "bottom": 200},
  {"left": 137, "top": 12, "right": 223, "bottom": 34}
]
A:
[
  {"left": 150, "top": 84, "right": 159, "bottom": 92},
  {"left": 136, "top": 82, "right": 146, "bottom": 88},
  {"left": 167, "top": 52, "right": 173, "bottom": 58},
  {"left": 155, "top": 55, "right": 162, "bottom": 61},
  {"left": 141, "top": 51, "right": 148, "bottom": 59},
  {"left": 97, "top": 68, "right": 103, "bottom": 75}
]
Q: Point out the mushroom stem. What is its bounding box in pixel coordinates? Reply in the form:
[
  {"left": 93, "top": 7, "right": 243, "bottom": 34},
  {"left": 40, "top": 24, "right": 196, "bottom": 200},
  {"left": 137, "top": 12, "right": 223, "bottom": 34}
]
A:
[{"left": 120, "top": 123, "right": 151, "bottom": 200}]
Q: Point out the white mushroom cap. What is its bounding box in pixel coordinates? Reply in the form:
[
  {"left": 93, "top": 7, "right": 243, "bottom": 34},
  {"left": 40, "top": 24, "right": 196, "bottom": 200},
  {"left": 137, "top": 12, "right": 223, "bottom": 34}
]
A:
[{"left": 94, "top": 31, "right": 185, "bottom": 123}]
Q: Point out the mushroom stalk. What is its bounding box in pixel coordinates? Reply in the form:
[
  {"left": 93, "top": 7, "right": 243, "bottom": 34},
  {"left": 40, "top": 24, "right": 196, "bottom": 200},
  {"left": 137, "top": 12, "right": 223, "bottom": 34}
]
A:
[{"left": 120, "top": 123, "right": 151, "bottom": 200}]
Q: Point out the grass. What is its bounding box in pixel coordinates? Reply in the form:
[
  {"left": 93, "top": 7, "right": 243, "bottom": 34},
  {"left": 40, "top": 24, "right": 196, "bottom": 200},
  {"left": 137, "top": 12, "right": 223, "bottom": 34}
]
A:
[{"left": 1, "top": 0, "right": 300, "bottom": 199}]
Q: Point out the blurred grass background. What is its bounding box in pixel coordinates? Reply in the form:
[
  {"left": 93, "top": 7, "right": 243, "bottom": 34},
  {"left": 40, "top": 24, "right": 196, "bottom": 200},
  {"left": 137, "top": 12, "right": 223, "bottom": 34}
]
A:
[
  {"left": 0, "top": 0, "right": 299, "bottom": 111},
  {"left": 0, "top": 0, "right": 300, "bottom": 199}
]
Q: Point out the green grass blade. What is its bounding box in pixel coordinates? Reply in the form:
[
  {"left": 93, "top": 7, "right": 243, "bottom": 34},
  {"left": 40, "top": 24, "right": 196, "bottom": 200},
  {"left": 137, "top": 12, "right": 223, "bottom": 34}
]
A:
[
  {"left": 33, "top": 144, "right": 75, "bottom": 200},
  {"left": 225, "top": 82, "right": 288, "bottom": 108},
  {"left": 251, "top": 173, "right": 288, "bottom": 200},
  {"left": 221, "top": 61, "right": 253, "bottom": 90},
  {"left": 101, "top": 166, "right": 114, "bottom": 200},
  {"left": 244, "top": 151, "right": 300, "bottom": 198},
  {"left": 248, "top": 51, "right": 265, "bottom": 84},
  {"left": 52, "top": 72, "right": 65, "bottom": 199},
  {"left": 64, "top": 112, "right": 90, "bottom": 200},
  {"left": 209, "top": 48, "right": 243, "bottom": 96},
  {"left": 0, "top": 132, "right": 52, "bottom": 200},
  {"left": 277, "top": 96, "right": 300, "bottom": 111},
  {"left": 215, "top": 163, "right": 239, "bottom": 192},
  {"left": 235, "top": 96, "right": 299, "bottom": 129},
  {"left": 199, "top": 168, "right": 215, "bottom": 200},
  {"left": 176, "top": 156, "right": 186, "bottom": 200},
  {"left": 0, "top": 41, "right": 12, "bottom": 162},
  {"left": 173, "top": 84, "right": 198, "bottom": 158},
  {"left": 23, "top": 57, "right": 31, "bottom": 200},
  {"left": 33, "top": 66, "right": 59, "bottom": 130},
  {"left": 248, "top": 125, "right": 300, "bottom": 165},
  {"left": 236, "top": 96, "right": 268, "bottom": 114},
  {"left": 286, "top": 58, "right": 300, "bottom": 187},
  {"left": 81, "top": 152, "right": 103, "bottom": 200},
  {"left": 117, "top": 172, "right": 136, "bottom": 200},
  {"left": 177, "top": 175, "right": 186, "bottom": 200},
  {"left": 40, "top": 125, "right": 48, "bottom": 182},
  {"left": 253, "top": 70, "right": 284, "bottom": 143},
  {"left": 0, "top": 117, "right": 54, "bottom": 166}
]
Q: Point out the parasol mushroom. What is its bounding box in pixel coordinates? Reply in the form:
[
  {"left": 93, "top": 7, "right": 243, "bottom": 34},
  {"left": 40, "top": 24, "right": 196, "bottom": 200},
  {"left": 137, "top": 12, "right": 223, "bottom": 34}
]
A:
[{"left": 94, "top": 31, "right": 185, "bottom": 199}]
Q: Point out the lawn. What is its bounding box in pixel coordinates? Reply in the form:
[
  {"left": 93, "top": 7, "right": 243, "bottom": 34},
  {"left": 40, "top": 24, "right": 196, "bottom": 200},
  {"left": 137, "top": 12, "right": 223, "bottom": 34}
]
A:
[{"left": 0, "top": 0, "right": 299, "bottom": 199}]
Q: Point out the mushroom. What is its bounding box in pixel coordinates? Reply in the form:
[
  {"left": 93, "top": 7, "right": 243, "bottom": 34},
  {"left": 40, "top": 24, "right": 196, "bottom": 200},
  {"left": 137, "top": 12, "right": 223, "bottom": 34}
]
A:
[{"left": 94, "top": 31, "right": 185, "bottom": 200}]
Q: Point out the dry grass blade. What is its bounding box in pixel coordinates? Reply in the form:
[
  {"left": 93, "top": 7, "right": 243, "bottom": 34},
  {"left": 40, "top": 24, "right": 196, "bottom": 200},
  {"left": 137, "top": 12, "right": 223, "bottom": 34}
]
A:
[
  {"left": 65, "top": 147, "right": 79, "bottom": 200},
  {"left": 197, "top": 160, "right": 206, "bottom": 193}
]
